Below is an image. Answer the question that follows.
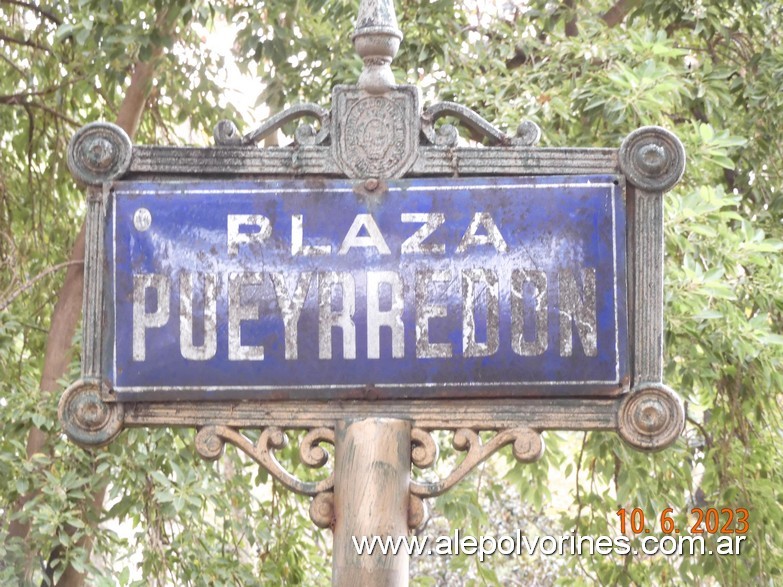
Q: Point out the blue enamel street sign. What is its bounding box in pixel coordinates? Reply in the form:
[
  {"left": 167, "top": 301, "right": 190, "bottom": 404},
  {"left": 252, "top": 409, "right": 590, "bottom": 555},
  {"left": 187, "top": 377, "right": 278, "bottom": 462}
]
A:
[{"left": 105, "top": 176, "right": 628, "bottom": 401}]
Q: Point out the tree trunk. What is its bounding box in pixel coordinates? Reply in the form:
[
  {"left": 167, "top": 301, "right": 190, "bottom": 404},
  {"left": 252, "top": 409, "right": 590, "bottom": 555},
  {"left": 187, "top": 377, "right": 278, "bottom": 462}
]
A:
[
  {"left": 6, "top": 11, "right": 174, "bottom": 586},
  {"left": 54, "top": 47, "right": 169, "bottom": 587}
]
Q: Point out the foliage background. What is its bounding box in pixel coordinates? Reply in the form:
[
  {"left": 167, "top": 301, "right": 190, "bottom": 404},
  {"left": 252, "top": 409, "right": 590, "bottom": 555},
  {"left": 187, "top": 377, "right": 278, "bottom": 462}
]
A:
[{"left": 1, "top": 0, "right": 781, "bottom": 585}]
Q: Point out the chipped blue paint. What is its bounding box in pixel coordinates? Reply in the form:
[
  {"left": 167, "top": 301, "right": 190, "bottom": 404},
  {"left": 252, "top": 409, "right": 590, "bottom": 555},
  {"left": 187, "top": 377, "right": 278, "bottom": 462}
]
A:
[{"left": 105, "top": 175, "right": 628, "bottom": 400}]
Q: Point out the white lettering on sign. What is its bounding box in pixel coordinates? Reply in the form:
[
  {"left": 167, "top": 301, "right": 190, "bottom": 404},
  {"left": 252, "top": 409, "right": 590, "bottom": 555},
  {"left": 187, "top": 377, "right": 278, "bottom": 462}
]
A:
[
  {"left": 132, "top": 274, "right": 169, "bottom": 361},
  {"left": 130, "top": 210, "right": 600, "bottom": 363},
  {"left": 456, "top": 212, "right": 509, "bottom": 254},
  {"left": 511, "top": 269, "right": 548, "bottom": 356},
  {"left": 130, "top": 268, "right": 598, "bottom": 362},
  {"left": 415, "top": 270, "right": 453, "bottom": 359},
  {"left": 282, "top": 212, "right": 510, "bottom": 255},
  {"left": 400, "top": 213, "right": 445, "bottom": 254},
  {"left": 318, "top": 272, "right": 356, "bottom": 359},
  {"left": 559, "top": 268, "right": 597, "bottom": 357},
  {"left": 271, "top": 272, "right": 312, "bottom": 360},
  {"left": 367, "top": 271, "right": 405, "bottom": 359},
  {"left": 228, "top": 272, "right": 265, "bottom": 360},
  {"left": 180, "top": 272, "right": 217, "bottom": 361},
  {"left": 338, "top": 214, "right": 391, "bottom": 255},
  {"left": 462, "top": 268, "right": 500, "bottom": 358},
  {"left": 227, "top": 214, "right": 272, "bottom": 256},
  {"left": 291, "top": 214, "right": 331, "bottom": 256}
]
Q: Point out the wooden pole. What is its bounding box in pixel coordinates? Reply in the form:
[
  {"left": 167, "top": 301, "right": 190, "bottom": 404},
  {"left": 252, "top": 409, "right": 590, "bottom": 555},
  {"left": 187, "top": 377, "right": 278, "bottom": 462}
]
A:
[{"left": 332, "top": 418, "right": 411, "bottom": 586}]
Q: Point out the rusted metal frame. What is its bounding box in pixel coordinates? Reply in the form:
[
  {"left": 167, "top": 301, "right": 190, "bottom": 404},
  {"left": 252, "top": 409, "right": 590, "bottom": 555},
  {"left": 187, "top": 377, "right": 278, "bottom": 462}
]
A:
[
  {"left": 421, "top": 102, "right": 509, "bottom": 146},
  {"left": 61, "top": 129, "right": 685, "bottom": 508},
  {"left": 191, "top": 423, "right": 338, "bottom": 532},
  {"left": 409, "top": 427, "right": 542, "bottom": 500},
  {"left": 127, "top": 144, "right": 619, "bottom": 177},
  {"left": 212, "top": 103, "right": 331, "bottom": 147},
  {"left": 629, "top": 187, "right": 664, "bottom": 383},
  {"left": 195, "top": 425, "right": 334, "bottom": 494},
  {"left": 81, "top": 186, "right": 104, "bottom": 380},
  {"left": 614, "top": 127, "right": 686, "bottom": 451},
  {"left": 126, "top": 396, "right": 605, "bottom": 523},
  {"left": 123, "top": 397, "right": 620, "bottom": 430},
  {"left": 61, "top": 125, "right": 685, "bottom": 511}
]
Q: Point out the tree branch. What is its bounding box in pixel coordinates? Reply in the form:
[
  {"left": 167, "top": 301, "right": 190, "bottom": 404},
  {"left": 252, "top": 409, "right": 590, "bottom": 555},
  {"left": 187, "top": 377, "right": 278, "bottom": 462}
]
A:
[
  {"left": 0, "top": 260, "right": 83, "bottom": 311},
  {"left": 564, "top": 0, "right": 579, "bottom": 38},
  {"left": 22, "top": 100, "right": 80, "bottom": 127},
  {"left": 2, "top": 0, "right": 62, "bottom": 25},
  {"left": 0, "top": 52, "right": 27, "bottom": 76},
  {"left": 0, "top": 33, "right": 50, "bottom": 53},
  {"left": 0, "top": 79, "right": 82, "bottom": 104},
  {"left": 601, "top": 0, "right": 638, "bottom": 28}
]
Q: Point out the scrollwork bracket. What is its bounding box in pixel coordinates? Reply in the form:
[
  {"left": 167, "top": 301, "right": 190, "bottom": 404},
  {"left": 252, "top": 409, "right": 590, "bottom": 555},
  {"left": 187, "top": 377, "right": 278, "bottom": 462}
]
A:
[
  {"left": 214, "top": 103, "right": 331, "bottom": 148},
  {"left": 194, "top": 425, "right": 336, "bottom": 529},
  {"left": 408, "top": 427, "right": 544, "bottom": 528},
  {"left": 421, "top": 101, "right": 541, "bottom": 148}
]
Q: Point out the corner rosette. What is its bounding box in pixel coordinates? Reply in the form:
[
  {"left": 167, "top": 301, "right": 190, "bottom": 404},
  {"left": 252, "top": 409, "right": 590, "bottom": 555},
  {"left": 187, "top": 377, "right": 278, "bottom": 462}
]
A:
[
  {"left": 58, "top": 380, "right": 124, "bottom": 448},
  {"left": 618, "top": 383, "right": 685, "bottom": 451},
  {"left": 619, "top": 126, "right": 685, "bottom": 192},
  {"left": 67, "top": 122, "right": 132, "bottom": 186}
]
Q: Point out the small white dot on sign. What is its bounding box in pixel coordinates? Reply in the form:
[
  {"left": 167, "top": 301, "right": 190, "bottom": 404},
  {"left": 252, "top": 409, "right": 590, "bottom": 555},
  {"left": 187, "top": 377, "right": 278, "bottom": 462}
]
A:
[{"left": 134, "top": 208, "right": 152, "bottom": 232}]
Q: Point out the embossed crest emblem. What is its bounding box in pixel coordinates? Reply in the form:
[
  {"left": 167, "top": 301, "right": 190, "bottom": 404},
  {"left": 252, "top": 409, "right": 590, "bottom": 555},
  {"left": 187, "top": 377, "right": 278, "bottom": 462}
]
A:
[{"left": 332, "top": 86, "right": 419, "bottom": 179}]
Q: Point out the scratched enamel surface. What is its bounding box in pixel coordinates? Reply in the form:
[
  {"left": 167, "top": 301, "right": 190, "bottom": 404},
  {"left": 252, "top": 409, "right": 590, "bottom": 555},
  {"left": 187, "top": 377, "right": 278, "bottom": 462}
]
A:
[{"left": 104, "top": 176, "right": 627, "bottom": 400}]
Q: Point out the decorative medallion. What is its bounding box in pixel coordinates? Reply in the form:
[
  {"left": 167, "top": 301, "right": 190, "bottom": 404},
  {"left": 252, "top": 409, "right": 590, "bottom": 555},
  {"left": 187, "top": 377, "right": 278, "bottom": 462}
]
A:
[
  {"left": 619, "top": 126, "right": 686, "bottom": 192},
  {"left": 332, "top": 85, "right": 419, "bottom": 179},
  {"left": 59, "top": 379, "right": 124, "bottom": 448},
  {"left": 67, "top": 122, "right": 133, "bottom": 186},
  {"left": 617, "top": 383, "right": 684, "bottom": 451}
]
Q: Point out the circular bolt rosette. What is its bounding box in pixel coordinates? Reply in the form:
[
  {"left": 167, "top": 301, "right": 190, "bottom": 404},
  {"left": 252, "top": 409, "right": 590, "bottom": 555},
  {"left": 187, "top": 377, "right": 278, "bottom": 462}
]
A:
[
  {"left": 619, "top": 126, "right": 685, "bottom": 192},
  {"left": 618, "top": 383, "right": 684, "bottom": 451},
  {"left": 59, "top": 380, "right": 124, "bottom": 448},
  {"left": 67, "top": 122, "right": 132, "bottom": 185}
]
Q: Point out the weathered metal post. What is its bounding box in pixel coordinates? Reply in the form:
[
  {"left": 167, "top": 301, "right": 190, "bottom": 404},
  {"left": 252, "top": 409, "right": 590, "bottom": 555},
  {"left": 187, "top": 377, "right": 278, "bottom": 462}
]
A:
[
  {"left": 333, "top": 6, "right": 412, "bottom": 584},
  {"left": 332, "top": 419, "right": 411, "bottom": 585}
]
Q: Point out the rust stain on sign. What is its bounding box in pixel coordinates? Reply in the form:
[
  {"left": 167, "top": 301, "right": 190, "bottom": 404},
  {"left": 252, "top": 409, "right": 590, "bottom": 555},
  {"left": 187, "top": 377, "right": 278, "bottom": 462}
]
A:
[{"left": 105, "top": 175, "right": 627, "bottom": 401}]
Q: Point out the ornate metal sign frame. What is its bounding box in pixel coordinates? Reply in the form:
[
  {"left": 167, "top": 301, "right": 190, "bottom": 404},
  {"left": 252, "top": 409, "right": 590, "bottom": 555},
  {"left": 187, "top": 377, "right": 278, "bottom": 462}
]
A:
[{"left": 61, "top": 0, "right": 685, "bottom": 543}]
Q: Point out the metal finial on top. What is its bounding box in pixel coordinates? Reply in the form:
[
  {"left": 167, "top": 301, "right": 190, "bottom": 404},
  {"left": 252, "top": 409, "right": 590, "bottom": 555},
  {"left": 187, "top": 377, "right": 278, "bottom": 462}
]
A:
[{"left": 352, "top": 0, "right": 403, "bottom": 93}]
